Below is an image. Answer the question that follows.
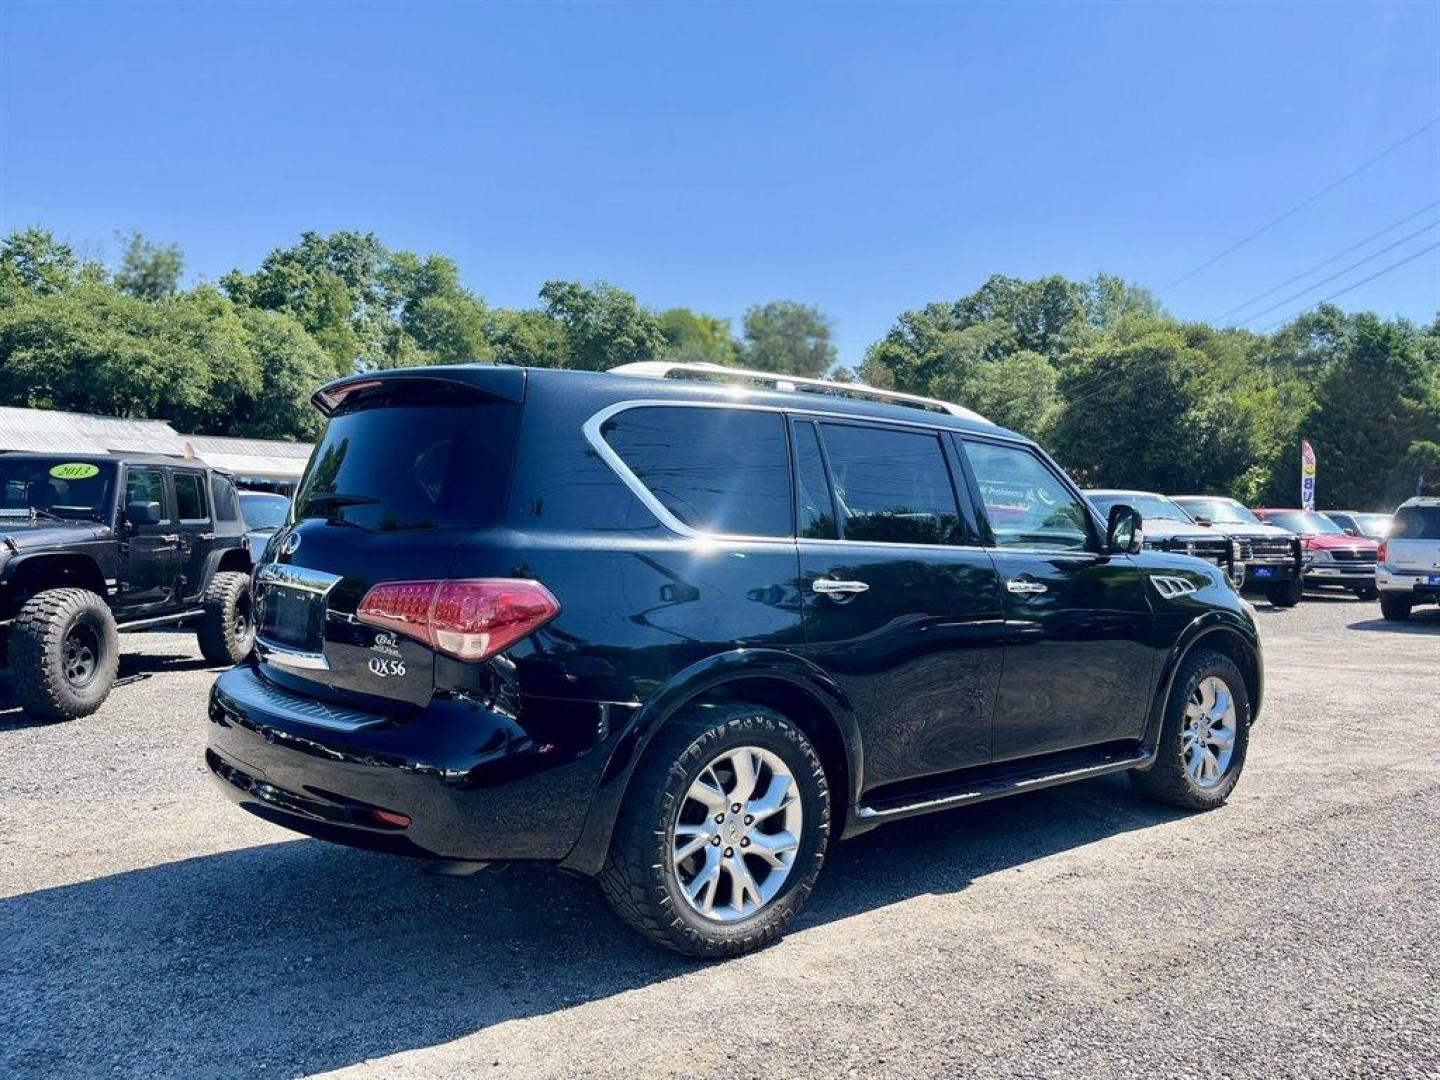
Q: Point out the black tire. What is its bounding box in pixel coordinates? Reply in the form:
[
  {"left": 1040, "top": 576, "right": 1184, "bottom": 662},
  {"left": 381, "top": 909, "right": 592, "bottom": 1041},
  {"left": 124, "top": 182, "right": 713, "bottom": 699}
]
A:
[
  {"left": 1354, "top": 583, "right": 1378, "bottom": 601},
  {"left": 1266, "top": 578, "right": 1303, "bottom": 607},
  {"left": 598, "top": 701, "right": 831, "bottom": 958},
  {"left": 1379, "top": 593, "right": 1412, "bottom": 621},
  {"left": 1130, "top": 648, "right": 1250, "bottom": 811},
  {"left": 9, "top": 588, "right": 120, "bottom": 722},
  {"left": 197, "top": 571, "right": 255, "bottom": 665}
]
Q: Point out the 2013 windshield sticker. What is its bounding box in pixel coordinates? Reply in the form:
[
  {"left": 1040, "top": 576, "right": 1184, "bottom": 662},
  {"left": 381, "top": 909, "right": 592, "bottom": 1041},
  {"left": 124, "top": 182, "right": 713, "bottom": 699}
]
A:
[{"left": 49, "top": 462, "right": 100, "bottom": 480}]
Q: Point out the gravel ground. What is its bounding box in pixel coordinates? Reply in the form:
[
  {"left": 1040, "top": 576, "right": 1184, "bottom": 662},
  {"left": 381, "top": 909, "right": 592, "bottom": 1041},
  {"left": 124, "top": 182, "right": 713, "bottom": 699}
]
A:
[{"left": 2, "top": 598, "right": 1437, "bottom": 1079}]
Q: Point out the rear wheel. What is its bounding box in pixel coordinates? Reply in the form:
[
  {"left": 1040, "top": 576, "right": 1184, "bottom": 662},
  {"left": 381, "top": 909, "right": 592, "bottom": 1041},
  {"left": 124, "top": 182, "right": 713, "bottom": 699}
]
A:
[
  {"left": 1266, "top": 578, "right": 1303, "bottom": 607},
  {"left": 1379, "top": 593, "right": 1412, "bottom": 621},
  {"left": 1131, "top": 648, "right": 1250, "bottom": 811},
  {"left": 9, "top": 588, "right": 120, "bottom": 721},
  {"left": 198, "top": 571, "right": 255, "bottom": 665},
  {"left": 598, "top": 702, "right": 830, "bottom": 958}
]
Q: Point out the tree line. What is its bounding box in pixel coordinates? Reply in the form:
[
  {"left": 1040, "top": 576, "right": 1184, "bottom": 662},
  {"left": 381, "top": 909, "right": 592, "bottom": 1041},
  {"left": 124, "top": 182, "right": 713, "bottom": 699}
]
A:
[{"left": 0, "top": 227, "right": 1435, "bottom": 509}]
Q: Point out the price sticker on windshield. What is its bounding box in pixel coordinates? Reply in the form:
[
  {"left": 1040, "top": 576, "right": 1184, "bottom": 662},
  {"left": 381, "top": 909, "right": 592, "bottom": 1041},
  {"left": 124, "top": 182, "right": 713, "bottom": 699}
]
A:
[{"left": 49, "top": 463, "right": 101, "bottom": 480}]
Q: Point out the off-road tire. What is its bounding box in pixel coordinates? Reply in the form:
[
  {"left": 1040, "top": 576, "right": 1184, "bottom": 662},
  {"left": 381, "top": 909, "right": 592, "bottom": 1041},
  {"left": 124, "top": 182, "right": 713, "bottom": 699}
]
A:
[
  {"left": 1266, "top": 578, "right": 1303, "bottom": 608},
  {"left": 1379, "top": 593, "right": 1412, "bottom": 621},
  {"left": 598, "top": 702, "right": 830, "bottom": 958},
  {"left": 198, "top": 571, "right": 255, "bottom": 665},
  {"left": 10, "top": 588, "right": 120, "bottom": 722},
  {"left": 1130, "top": 648, "right": 1250, "bottom": 811}
]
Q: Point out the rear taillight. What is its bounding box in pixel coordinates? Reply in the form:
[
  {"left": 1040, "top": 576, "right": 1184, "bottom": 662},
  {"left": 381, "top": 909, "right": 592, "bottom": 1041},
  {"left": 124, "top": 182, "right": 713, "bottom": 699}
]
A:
[
  {"left": 1378, "top": 541, "right": 1387, "bottom": 564},
  {"left": 356, "top": 578, "right": 560, "bottom": 661}
]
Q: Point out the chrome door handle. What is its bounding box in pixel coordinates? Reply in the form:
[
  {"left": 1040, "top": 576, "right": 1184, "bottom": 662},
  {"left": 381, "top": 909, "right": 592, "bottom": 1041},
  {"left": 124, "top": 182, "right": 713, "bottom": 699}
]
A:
[
  {"left": 812, "top": 578, "right": 870, "bottom": 597},
  {"left": 159, "top": 534, "right": 181, "bottom": 544},
  {"left": 1005, "top": 577, "right": 1049, "bottom": 596}
]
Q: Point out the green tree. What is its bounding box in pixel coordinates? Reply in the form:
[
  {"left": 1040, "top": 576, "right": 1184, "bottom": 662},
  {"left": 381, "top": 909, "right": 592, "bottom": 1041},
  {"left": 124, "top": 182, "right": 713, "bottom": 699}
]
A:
[
  {"left": 485, "top": 306, "right": 571, "bottom": 368},
  {"left": 0, "top": 228, "right": 85, "bottom": 303},
  {"left": 113, "top": 231, "right": 184, "bottom": 301},
  {"left": 228, "top": 308, "right": 333, "bottom": 440},
  {"left": 658, "top": 307, "right": 739, "bottom": 365},
  {"left": 741, "top": 300, "right": 835, "bottom": 377},
  {"left": 539, "top": 280, "right": 667, "bottom": 370}
]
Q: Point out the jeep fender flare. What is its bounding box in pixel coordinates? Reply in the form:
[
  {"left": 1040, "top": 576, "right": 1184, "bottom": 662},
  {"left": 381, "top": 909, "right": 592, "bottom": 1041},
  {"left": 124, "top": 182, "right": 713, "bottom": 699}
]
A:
[
  {"left": 1139, "top": 610, "right": 1263, "bottom": 760},
  {"left": 2, "top": 551, "right": 111, "bottom": 610},
  {"left": 557, "top": 647, "right": 862, "bottom": 877}
]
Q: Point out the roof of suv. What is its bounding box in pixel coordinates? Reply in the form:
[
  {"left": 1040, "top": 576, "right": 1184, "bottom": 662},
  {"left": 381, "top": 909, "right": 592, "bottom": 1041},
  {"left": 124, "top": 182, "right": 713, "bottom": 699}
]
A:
[
  {"left": 315, "top": 364, "right": 1024, "bottom": 442},
  {"left": 1398, "top": 496, "right": 1440, "bottom": 508},
  {"left": 0, "top": 450, "right": 195, "bottom": 467}
]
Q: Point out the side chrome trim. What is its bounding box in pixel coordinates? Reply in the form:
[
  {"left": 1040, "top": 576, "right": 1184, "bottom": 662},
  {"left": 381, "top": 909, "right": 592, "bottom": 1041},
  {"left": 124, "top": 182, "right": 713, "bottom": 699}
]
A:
[
  {"left": 255, "top": 562, "right": 342, "bottom": 595},
  {"left": 255, "top": 638, "right": 330, "bottom": 671}
]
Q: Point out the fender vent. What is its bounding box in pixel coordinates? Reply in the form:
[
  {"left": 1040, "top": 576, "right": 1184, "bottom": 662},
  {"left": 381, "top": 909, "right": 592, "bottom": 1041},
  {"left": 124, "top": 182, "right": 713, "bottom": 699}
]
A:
[{"left": 1150, "top": 575, "right": 1199, "bottom": 599}]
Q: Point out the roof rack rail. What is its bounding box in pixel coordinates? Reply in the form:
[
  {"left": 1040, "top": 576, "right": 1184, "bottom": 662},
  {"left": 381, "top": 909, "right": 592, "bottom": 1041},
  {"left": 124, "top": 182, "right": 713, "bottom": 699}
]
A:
[{"left": 608, "top": 361, "right": 989, "bottom": 423}]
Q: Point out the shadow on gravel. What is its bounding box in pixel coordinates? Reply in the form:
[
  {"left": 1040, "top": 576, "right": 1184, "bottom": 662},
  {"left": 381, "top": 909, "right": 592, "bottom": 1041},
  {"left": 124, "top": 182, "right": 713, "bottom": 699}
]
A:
[
  {"left": 1348, "top": 608, "right": 1440, "bottom": 633},
  {"left": 0, "top": 773, "right": 1178, "bottom": 1078},
  {"left": 0, "top": 651, "right": 221, "bottom": 731}
]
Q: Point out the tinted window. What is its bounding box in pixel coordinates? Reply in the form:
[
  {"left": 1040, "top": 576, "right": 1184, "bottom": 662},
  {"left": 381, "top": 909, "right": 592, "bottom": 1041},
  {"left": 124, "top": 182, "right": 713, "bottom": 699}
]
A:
[
  {"left": 296, "top": 395, "right": 521, "bottom": 532},
  {"left": 1392, "top": 505, "right": 1440, "bottom": 540},
  {"left": 818, "top": 423, "right": 964, "bottom": 545},
  {"left": 174, "top": 472, "right": 208, "bottom": 521},
  {"left": 210, "top": 475, "right": 239, "bottom": 522},
  {"left": 964, "top": 441, "right": 1091, "bottom": 551},
  {"left": 793, "top": 421, "right": 837, "bottom": 540},
  {"left": 602, "top": 406, "right": 792, "bottom": 537},
  {"left": 125, "top": 469, "right": 167, "bottom": 520}
]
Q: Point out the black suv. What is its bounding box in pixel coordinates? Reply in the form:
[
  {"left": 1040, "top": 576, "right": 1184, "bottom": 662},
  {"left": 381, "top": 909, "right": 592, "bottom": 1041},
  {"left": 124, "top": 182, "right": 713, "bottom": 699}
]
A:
[
  {"left": 207, "top": 363, "right": 1263, "bottom": 957},
  {"left": 1, "top": 452, "right": 255, "bottom": 721}
]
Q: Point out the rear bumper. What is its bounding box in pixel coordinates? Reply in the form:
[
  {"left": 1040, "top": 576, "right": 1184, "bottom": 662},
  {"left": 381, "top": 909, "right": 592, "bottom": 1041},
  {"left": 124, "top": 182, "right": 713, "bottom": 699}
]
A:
[
  {"left": 1377, "top": 570, "right": 1440, "bottom": 601},
  {"left": 206, "top": 663, "right": 621, "bottom": 864},
  {"left": 1304, "top": 564, "right": 1376, "bottom": 589}
]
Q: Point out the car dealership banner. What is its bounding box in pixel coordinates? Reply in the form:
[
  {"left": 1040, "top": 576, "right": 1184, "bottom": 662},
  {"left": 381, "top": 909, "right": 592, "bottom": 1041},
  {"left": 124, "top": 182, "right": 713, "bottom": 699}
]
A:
[{"left": 1300, "top": 440, "right": 1317, "bottom": 511}]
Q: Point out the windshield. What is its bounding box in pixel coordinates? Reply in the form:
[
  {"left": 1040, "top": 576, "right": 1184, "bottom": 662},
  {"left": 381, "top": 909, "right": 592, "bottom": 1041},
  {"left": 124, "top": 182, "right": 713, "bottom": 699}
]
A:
[
  {"left": 1352, "top": 513, "right": 1393, "bottom": 538},
  {"left": 1173, "top": 497, "right": 1261, "bottom": 526},
  {"left": 1088, "top": 492, "right": 1194, "bottom": 523},
  {"left": 1259, "top": 510, "right": 1344, "bottom": 535},
  {"left": 0, "top": 459, "right": 115, "bottom": 522},
  {"left": 239, "top": 492, "right": 290, "bottom": 530},
  {"left": 294, "top": 388, "right": 521, "bottom": 532}
]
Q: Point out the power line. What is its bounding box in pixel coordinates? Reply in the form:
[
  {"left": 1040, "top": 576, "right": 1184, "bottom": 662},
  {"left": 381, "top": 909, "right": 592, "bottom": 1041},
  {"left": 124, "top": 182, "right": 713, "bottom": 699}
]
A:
[
  {"left": 1215, "top": 200, "right": 1440, "bottom": 323},
  {"left": 1235, "top": 218, "right": 1439, "bottom": 326},
  {"left": 1260, "top": 239, "right": 1440, "bottom": 332},
  {"left": 1159, "top": 115, "right": 1440, "bottom": 294}
]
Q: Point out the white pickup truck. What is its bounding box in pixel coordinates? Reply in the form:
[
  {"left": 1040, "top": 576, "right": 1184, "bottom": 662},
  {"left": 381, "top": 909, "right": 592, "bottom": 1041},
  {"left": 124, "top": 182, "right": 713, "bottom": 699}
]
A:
[{"left": 1377, "top": 497, "right": 1440, "bottom": 621}]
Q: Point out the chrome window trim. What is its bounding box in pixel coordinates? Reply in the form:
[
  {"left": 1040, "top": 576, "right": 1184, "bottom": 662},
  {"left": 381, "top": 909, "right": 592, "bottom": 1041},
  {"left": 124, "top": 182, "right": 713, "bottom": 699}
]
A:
[{"left": 582, "top": 398, "right": 1027, "bottom": 549}]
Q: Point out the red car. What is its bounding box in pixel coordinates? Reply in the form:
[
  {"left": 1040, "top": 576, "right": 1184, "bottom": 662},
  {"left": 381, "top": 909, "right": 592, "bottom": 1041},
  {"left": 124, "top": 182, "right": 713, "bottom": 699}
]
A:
[{"left": 1252, "top": 508, "right": 1379, "bottom": 600}]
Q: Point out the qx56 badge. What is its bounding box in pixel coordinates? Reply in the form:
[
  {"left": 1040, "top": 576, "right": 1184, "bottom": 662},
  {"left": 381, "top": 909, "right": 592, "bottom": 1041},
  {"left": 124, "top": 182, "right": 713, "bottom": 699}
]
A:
[{"left": 368, "top": 631, "right": 406, "bottom": 678}]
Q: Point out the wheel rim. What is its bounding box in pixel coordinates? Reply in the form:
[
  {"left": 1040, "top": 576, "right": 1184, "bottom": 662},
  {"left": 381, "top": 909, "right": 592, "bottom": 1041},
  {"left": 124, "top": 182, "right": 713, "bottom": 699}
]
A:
[
  {"left": 671, "top": 745, "right": 804, "bottom": 922},
  {"left": 61, "top": 624, "right": 101, "bottom": 688},
  {"left": 233, "top": 592, "right": 254, "bottom": 647},
  {"left": 1182, "top": 676, "right": 1238, "bottom": 789}
]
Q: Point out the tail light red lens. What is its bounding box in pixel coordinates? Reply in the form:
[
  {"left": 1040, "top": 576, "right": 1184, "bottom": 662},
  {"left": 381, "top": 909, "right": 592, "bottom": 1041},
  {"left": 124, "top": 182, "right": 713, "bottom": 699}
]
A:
[
  {"left": 356, "top": 578, "right": 560, "bottom": 661},
  {"left": 1378, "top": 541, "right": 1387, "bottom": 564}
]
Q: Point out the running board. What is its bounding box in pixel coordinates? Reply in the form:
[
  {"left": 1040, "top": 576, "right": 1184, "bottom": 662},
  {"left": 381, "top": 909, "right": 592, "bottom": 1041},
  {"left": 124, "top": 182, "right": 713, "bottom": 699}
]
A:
[
  {"left": 856, "top": 744, "right": 1156, "bottom": 824},
  {"left": 115, "top": 609, "right": 204, "bottom": 632}
]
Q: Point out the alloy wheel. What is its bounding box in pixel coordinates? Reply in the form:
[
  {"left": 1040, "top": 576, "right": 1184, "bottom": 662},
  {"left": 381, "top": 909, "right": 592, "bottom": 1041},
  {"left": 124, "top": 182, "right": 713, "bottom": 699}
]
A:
[
  {"left": 671, "top": 745, "right": 804, "bottom": 922},
  {"left": 1182, "top": 675, "right": 1238, "bottom": 789}
]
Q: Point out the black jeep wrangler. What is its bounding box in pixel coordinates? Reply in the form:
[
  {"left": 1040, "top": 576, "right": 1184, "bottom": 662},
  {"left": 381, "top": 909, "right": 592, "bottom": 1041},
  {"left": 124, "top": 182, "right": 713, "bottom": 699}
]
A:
[
  {"left": 208, "top": 363, "right": 1262, "bottom": 957},
  {"left": 1, "top": 452, "right": 256, "bottom": 721}
]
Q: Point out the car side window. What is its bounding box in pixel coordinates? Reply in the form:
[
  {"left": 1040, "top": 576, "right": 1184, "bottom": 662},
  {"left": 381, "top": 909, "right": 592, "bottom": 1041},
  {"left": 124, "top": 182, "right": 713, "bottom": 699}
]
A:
[
  {"left": 600, "top": 406, "right": 793, "bottom": 538},
  {"left": 962, "top": 440, "right": 1092, "bottom": 552},
  {"left": 210, "top": 475, "right": 239, "bottom": 522},
  {"left": 793, "top": 420, "right": 838, "bottom": 540},
  {"left": 816, "top": 422, "right": 967, "bottom": 545},
  {"left": 125, "top": 469, "right": 168, "bottom": 522},
  {"left": 173, "top": 471, "right": 209, "bottom": 523}
]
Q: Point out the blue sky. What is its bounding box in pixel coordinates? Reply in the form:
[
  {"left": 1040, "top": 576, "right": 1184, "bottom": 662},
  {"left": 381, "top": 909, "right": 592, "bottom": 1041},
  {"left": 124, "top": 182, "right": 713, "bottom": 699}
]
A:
[{"left": 1, "top": 1, "right": 1436, "bottom": 363}]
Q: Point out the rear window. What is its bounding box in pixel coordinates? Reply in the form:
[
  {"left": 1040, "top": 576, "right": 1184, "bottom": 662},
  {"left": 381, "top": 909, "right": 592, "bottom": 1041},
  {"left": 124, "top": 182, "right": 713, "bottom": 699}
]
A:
[
  {"left": 600, "top": 406, "right": 792, "bottom": 537},
  {"left": 1392, "top": 505, "right": 1440, "bottom": 540},
  {"left": 295, "top": 393, "right": 521, "bottom": 532}
]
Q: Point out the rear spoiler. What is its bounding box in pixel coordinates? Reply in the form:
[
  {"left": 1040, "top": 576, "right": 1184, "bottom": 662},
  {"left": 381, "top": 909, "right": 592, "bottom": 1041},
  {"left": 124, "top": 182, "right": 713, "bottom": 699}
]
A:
[{"left": 312, "top": 365, "right": 528, "bottom": 416}]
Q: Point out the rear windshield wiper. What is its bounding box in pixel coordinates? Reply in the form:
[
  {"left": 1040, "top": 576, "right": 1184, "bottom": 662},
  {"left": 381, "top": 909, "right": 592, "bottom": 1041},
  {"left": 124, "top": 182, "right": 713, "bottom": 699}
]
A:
[{"left": 297, "top": 492, "right": 378, "bottom": 524}]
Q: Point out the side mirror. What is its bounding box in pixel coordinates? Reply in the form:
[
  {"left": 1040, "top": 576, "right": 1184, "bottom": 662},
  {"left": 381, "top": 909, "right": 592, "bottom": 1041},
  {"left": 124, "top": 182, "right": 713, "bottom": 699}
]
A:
[
  {"left": 1343, "top": 527, "right": 1358, "bottom": 536},
  {"left": 125, "top": 500, "right": 162, "bottom": 526},
  {"left": 1107, "top": 504, "right": 1143, "bottom": 555}
]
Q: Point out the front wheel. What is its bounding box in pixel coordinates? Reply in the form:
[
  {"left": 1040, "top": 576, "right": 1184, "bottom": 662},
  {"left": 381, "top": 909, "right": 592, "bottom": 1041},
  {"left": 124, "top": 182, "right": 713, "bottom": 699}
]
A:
[
  {"left": 598, "top": 702, "right": 831, "bottom": 958},
  {"left": 1379, "top": 593, "right": 1412, "bottom": 621},
  {"left": 9, "top": 588, "right": 120, "bottom": 721},
  {"left": 1131, "top": 648, "right": 1250, "bottom": 810},
  {"left": 198, "top": 571, "right": 255, "bottom": 665},
  {"left": 1266, "top": 578, "right": 1303, "bottom": 608}
]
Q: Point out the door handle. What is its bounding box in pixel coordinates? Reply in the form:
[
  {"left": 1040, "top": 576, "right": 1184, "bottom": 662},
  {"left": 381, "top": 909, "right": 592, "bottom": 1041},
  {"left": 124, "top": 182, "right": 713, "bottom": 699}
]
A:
[
  {"left": 1005, "top": 577, "right": 1049, "bottom": 596},
  {"left": 159, "top": 534, "right": 181, "bottom": 544},
  {"left": 196, "top": 532, "right": 215, "bottom": 542},
  {"left": 812, "top": 578, "right": 870, "bottom": 597}
]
